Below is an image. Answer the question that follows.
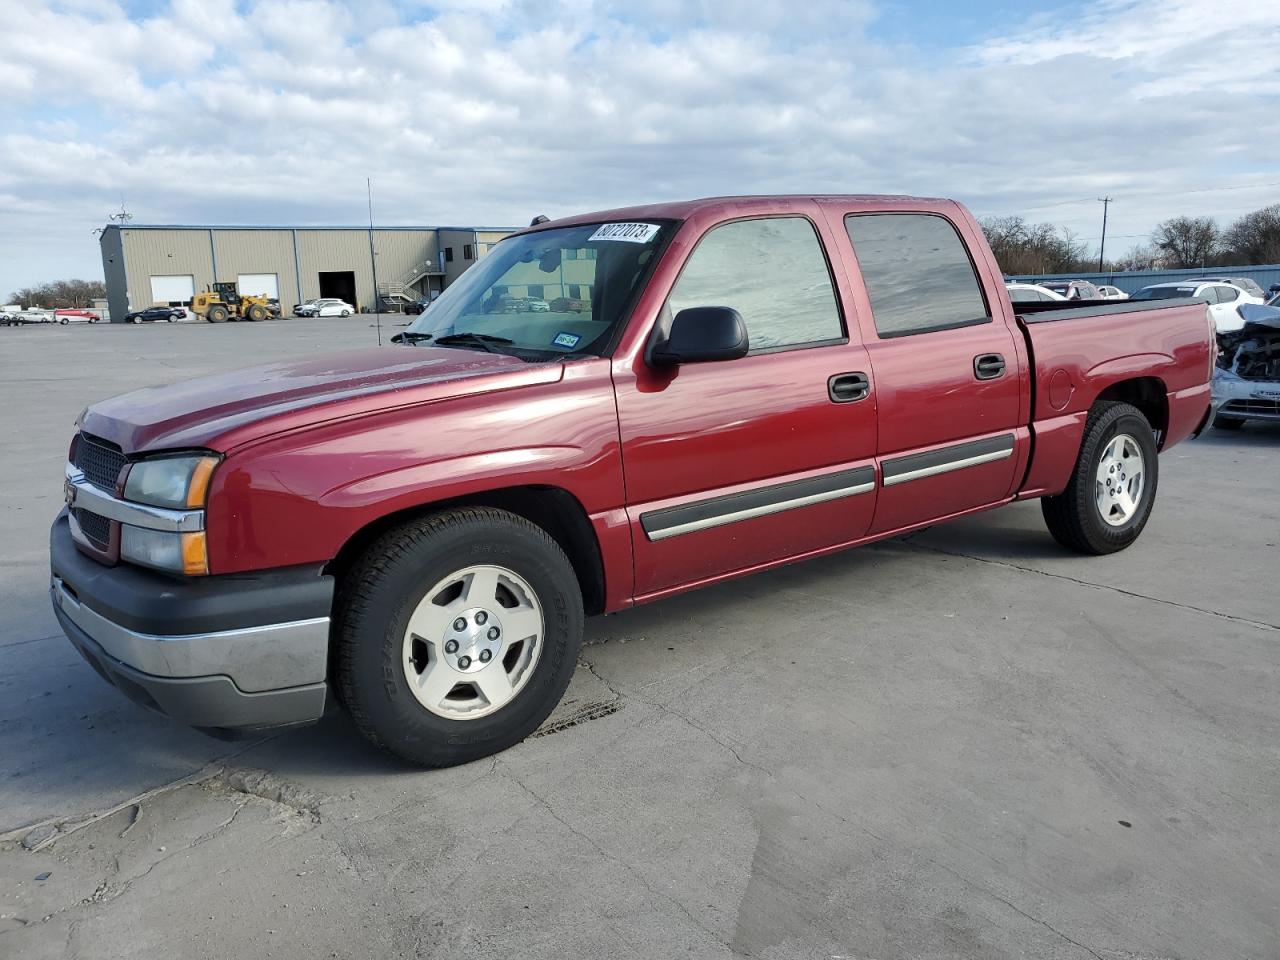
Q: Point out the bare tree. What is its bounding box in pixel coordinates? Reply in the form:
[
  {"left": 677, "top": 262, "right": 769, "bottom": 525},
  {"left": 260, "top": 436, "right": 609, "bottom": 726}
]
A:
[
  {"left": 1151, "top": 216, "right": 1220, "bottom": 268},
  {"left": 1222, "top": 204, "right": 1280, "bottom": 265},
  {"left": 1116, "top": 243, "right": 1164, "bottom": 271},
  {"left": 7, "top": 279, "right": 106, "bottom": 308},
  {"left": 979, "top": 216, "right": 1093, "bottom": 275}
]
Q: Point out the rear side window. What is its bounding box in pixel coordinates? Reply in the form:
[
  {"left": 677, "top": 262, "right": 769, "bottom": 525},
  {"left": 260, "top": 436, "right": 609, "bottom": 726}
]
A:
[
  {"left": 666, "top": 217, "right": 843, "bottom": 352},
  {"left": 1216, "top": 285, "right": 1239, "bottom": 302},
  {"left": 845, "top": 214, "right": 989, "bottom": 337}
]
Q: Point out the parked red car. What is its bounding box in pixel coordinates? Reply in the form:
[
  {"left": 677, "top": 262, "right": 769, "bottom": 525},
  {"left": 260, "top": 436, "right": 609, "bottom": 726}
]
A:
[
  {"left": 53, "top": 308, "right": 100, "bottom": 324},
  {"left": 51, "top": 195, "right": 1213, "bottom": 766}
]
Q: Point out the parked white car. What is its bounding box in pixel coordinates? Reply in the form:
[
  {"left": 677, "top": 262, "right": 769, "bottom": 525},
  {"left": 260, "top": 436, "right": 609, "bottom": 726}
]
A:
[
  {"left": 302, "top": 298, "right": 355, "bottom": 317},
  {"left": 1192, "top": 276, "right": 1266, "bottom": 300},
  {"left": 1096, "top": 285, "right": 1129, "bottom": 300},
  {"left": 1130, "top": 281, "right": 1264, "bottom": 332},
  {"left": 1004, "top": 282, "right": 1067, "bottom": 303}
]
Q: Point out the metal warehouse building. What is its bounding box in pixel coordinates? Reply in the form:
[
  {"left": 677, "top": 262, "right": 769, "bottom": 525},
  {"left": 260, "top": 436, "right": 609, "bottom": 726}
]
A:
[{"left": 99, "top": 223, "right": 515, "bottom": 322}]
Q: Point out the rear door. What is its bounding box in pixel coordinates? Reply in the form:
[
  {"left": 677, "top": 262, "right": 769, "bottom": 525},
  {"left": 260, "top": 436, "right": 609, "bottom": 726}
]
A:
[
  {"left": 826, "top": 207, "right": 1026, "bottom": 534},
  {"left": 613, "top": 209, "right": 879, "bottom": 598}
]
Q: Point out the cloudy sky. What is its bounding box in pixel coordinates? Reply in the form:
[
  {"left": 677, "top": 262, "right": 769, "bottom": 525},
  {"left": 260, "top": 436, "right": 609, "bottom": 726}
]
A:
[{"left": 2, "top": 0, "right": 1279, "bottom": 295}]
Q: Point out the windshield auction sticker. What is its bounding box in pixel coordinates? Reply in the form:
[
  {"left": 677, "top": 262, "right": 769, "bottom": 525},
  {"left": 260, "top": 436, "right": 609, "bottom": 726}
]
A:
[{"left": 588, "top": 223, "right": 661, "bottom": 243}]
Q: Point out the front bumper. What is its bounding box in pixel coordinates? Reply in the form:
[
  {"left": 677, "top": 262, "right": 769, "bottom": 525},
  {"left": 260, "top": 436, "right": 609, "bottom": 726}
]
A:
[
  {"left": 1211, "top": 372, "right": 1280, "bottom": 422},
  {"left": 50, "top": 512, "right": 333, "bottom": 735}
]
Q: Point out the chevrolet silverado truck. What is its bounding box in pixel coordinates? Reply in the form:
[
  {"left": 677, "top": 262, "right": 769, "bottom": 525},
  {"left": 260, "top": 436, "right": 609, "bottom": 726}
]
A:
[{"left": 51, "top": 196, "right": 1215, "bottom": 767}]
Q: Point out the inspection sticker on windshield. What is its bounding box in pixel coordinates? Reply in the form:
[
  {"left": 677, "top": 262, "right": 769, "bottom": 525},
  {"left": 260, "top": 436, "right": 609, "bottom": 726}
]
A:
[
  {"left": 588, "top": 222, "right": 660, "bottom": 243},
  {"left": 552, "top": 332, "right": 581, "bottom": 349}
]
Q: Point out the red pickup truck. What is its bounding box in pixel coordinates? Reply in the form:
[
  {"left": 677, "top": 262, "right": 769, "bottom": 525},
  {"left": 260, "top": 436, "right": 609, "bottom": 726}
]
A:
[{"left": 51, "top": 195, "right": 1214, "bottom": 766}]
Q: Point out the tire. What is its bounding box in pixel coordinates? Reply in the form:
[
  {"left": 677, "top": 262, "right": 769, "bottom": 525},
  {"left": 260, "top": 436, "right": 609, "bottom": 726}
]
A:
[
  {"left": 340, "top": 308, "right": 351, "bottom": 317},
  {"left": 206, "top": 305, "right": 230, "bottom": 323},
  {"left": 246, "top": 304, "right": 267, "bottom": 322},
  {"left": 335, "top": 507, "right": 583, "bottom": 767},
  {"left": 1041, "top": 401, "right": 1158, "bottom": 555},
  {"left": 1213, "top": 414, "right": 1245, "bottom": 431},
  {"left": 130, "top": 316, "right": 142, "bottom": 324},
  {"left": 59, "top": 317, "right": 69, "bottom": 324},
  {"left": 166, "top": 317, "right": 176, "bottom": 322}
]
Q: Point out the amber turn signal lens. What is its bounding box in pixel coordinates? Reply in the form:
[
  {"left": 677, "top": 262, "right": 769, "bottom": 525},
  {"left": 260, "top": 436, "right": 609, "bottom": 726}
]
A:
[
  {"left": 181, "top": 531, "right": 209, "bottom": 576},
  {"left": 186, "top": 457, "right": 219, "bottom": 508}
]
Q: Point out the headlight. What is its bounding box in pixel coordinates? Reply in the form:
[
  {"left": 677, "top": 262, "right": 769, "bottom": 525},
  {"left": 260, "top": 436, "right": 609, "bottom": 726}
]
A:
[
  {"left": 119, "top": 453, "right": 217, "bottom": 575},
  {"left": 123, "top": 455, "right": 218, "bottom": 509},
  {"left": 120, "top": 526, "right": 209, "bottom": 576}
]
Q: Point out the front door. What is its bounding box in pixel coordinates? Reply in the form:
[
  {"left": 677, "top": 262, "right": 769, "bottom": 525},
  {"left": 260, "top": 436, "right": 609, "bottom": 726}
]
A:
[
  {"left": 834, "top": 210, "right": 1024, "bottom": 534},
  {"left": 614, "top": 211, "right": 879, "bottom": 598}
]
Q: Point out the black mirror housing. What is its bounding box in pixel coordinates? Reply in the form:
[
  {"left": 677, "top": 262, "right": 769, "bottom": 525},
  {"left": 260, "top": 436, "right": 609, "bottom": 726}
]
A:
[{"left": 652, "top": 306, "right": 748, "bottom": 365}]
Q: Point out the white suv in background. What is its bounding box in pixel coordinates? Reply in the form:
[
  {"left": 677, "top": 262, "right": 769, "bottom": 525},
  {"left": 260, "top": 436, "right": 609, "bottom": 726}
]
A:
[
  {"left": 1096, "top": 285, "right": 1129, "bottom": 300},
  {"left": 1130, "top": 281, "right": 1264, "bottom": 332},
  {"left": 1004, "top": 282, "right": 1067, "bottom": 303}
]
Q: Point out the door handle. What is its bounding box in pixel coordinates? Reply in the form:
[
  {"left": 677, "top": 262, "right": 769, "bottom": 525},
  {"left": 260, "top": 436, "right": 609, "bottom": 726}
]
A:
[
  {"left": 828, "top": 372, "right": 870, "bottom": 403},
  {"left": 973, "top": 354, "right": 1006, "bottom": 381}
]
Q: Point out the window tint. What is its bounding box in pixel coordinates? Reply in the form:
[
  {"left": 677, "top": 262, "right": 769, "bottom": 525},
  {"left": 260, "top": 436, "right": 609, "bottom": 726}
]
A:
[
  {"left": 1216, "top": 285, "right": 1239, "bottom": 302},
  {"left": 666, "top": 217, "right": 842, "bottom": 351},
  {"left": 844, "top": 214, "right": 988, "bottom": 337}
]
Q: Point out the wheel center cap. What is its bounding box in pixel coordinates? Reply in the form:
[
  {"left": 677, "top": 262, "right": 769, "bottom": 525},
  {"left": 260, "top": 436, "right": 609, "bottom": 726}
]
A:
[{"left": 443, "top": 607, "right": 502, "bottom": 673}]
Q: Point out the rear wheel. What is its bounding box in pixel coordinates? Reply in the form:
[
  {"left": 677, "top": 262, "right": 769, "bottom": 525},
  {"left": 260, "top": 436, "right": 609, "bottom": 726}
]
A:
[
  {"left": 206, "top": 305, "right": 230, "bottom": 323},
  {"left": 1213, "top": 414, "right": 1245, "bottom": 431},
  {"left": 1041, "top": 401, "right": 1158, "bottom": 555},
  {"left": 335, "top": 507, "right": 583, "bottom": 767},
  {"left": 340, "top": 308, "right": 352, "bottom": 317}
]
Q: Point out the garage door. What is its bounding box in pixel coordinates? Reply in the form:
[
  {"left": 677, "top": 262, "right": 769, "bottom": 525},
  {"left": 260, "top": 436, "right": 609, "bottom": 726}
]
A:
[
  {"left": 149, "top": 275, "right": 195, "bottom": 306},
  {"left": 237, "top": 273, "right": 280, "bottom": 299}
]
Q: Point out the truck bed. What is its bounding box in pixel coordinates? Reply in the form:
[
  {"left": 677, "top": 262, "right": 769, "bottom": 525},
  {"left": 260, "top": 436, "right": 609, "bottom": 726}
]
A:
[{"left": 1012, "top": 297, "right": 1214, "bottom": 498}]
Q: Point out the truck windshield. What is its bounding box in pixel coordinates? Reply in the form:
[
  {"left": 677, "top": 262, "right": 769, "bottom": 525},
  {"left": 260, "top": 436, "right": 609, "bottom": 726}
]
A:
[{"left": 404, "top": 222, "right": 673, "bottom": 359}]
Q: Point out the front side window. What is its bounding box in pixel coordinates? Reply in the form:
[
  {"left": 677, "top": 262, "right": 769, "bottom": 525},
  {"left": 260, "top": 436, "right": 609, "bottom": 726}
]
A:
[
  {"left": 845, "top": 214, "right": 988, "bottom": 337},
  {"left": 665, "top": 217, "right": 843, "bottom": 352},
  {"left": 1216, "top": 285, "right": 1239, "bottom": 302},
  {"left": 404, "top": 221, "right": 672, "bottom": 359}
]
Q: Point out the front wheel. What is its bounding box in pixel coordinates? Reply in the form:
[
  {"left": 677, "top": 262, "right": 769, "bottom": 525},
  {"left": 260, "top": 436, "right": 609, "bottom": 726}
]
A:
[
  {"left": 340, "top": 308, "right": 351, "bottom": 317},
  {"left": 1041, "top": 401, "right": 1158, "bottom": 555},
  {"left": 335, "top": 507, "right": 583, "bottom": 767}
]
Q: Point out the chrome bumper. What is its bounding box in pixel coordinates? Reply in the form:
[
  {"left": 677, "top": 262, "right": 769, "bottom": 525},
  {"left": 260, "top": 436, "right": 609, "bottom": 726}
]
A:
[{"left": 51, "top": 575, "right": 329, "bottom": 693}]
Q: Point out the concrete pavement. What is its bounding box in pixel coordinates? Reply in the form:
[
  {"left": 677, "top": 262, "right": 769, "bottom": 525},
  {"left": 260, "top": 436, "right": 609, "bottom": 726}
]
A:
[{"left": 1, "top": 318, "right": 1277, "bottom": 959}]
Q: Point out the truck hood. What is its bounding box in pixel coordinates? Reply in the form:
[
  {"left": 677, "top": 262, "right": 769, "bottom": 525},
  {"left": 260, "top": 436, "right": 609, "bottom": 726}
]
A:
[{"left": 80, "top": 346, "right": 563, "bottom": 454}]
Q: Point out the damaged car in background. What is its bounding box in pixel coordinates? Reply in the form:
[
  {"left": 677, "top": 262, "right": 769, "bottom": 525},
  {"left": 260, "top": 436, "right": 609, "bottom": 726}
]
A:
[{"left": 1213, "top": 303, "right": 1280, "bottom": 429}]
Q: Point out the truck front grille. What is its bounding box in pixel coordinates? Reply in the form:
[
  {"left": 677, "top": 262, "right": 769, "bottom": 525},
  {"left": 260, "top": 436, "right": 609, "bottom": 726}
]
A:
[
  {"left": 75, "top": 433, "right": 127, "bottom": 492},
  {"left": 74, "top": 507, "right": 112, "bottom": 550}
]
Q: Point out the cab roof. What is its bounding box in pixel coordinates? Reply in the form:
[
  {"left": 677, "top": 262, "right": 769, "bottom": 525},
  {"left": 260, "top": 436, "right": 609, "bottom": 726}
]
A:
[{"left": 521, "top": 194, "right": 955, "bottom": 234}]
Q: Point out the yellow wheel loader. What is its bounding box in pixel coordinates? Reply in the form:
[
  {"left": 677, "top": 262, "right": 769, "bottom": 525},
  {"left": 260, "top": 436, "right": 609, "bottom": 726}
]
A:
[{"left": 190, "top": 282, "right": 276, "bottom": 323}]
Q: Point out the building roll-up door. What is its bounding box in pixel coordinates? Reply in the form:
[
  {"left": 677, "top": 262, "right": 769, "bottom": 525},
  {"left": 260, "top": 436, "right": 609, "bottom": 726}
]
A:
[
  {"left": 149, "top": 275, "right": 195, "bottom": 306},
  {"left": 237, "top": 273, "right": 280, "bottom": 300}
]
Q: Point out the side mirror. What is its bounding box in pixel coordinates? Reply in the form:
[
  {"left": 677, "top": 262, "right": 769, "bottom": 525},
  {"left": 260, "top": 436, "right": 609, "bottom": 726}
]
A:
[
  {"left": 652, "top": 306, "right": 748, "bottom": 365},
  {"left": 390, "top": 332, "right": 404, "bottom": 343}
]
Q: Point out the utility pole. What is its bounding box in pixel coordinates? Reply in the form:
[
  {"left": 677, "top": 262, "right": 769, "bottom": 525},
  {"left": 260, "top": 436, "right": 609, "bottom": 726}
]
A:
[
  {"left": 367, "top": 178, "right": 381, "bottom": 346},
  {"left": 1097, "top": 196, "right": 1113, "bottom": 273}
]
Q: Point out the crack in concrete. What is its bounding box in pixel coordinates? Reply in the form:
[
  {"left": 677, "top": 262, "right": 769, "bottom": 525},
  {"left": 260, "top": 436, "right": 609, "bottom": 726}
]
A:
[
  {"left": 498, "top": 760, "right": 727, "bottom": 950},
  {"left": 927, "top": 857, "right": 1105, "bottom": 960},
  {"left": 3, "top": 802, "right": 249, "bottom": 938},
  {"left": 899, "top": 541, "right": 1279, "bottom": 633}
]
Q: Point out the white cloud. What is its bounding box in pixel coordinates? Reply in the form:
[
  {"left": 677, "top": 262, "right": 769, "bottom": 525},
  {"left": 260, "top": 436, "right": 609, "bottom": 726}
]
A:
[{"left": 1, "top": 0, "right": 1279, "bottom": 293}]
